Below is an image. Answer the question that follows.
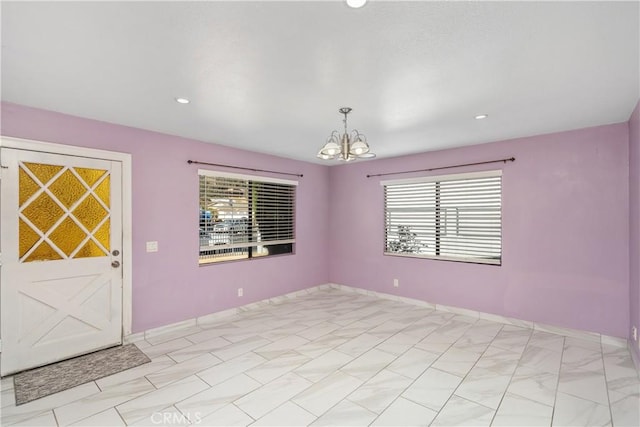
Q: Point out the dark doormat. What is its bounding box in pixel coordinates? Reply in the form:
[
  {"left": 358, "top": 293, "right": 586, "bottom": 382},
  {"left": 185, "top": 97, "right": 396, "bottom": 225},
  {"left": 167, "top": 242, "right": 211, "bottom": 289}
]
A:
[{"left": 13, "top": 343, "right": 150, "bottom": 405}]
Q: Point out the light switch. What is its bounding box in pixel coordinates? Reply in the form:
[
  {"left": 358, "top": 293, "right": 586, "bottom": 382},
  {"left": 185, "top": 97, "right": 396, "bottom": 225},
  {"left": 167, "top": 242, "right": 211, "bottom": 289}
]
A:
[{"left": 146, "top": 241, "right": 158, "bottom": 252}]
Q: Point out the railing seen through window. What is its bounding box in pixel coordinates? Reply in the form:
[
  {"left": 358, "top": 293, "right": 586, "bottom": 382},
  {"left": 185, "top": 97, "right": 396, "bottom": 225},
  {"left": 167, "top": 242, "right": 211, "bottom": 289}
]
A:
[
  {"left": 383, "top": 170, "right": 502, "bottom": 265},
  {"left": 199, "top": 170, "right": 296, "bottom": 264}
]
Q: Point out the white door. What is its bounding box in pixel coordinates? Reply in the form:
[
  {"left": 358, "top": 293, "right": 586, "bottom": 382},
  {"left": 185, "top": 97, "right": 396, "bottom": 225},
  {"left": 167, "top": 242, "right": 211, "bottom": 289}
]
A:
[{"left": 1, "top": 148, "right": 123, "bottom": 375}]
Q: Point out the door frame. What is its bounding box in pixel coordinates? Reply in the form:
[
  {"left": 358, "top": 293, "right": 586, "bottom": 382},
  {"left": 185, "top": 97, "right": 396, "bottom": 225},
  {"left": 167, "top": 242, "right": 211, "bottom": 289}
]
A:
[{"left": 0, "top": 135, "right": 133, "bottom": 338}]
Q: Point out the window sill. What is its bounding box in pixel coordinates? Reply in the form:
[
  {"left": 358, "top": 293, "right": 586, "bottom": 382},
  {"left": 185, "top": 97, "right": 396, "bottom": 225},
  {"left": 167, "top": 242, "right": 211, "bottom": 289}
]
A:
[
  {"left": 198, "top": 251, "right": 296, "bottom": 267},
  {"left": 383, "top": 251, "right": 501, "bottom": 266}
]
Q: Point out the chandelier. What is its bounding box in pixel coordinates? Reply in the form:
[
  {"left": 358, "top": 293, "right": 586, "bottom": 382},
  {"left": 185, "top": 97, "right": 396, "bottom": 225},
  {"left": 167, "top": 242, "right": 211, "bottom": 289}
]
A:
[{"left": 317, "top": 107, "right": 376, "bottom": 162}]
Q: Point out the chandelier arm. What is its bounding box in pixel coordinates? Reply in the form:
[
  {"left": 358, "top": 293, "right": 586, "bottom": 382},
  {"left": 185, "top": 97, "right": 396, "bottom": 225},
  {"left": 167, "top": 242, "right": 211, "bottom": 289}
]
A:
[
  {"left": 327, "top": 131, "right": 340, "bottom": 144},
  {"left": 351, "top": 130, "right": 367, "bottom": 141}
]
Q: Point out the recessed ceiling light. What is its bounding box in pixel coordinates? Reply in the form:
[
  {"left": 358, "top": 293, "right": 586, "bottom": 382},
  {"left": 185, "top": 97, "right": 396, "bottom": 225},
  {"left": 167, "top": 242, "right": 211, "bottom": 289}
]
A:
[
  {"left": 346, "top": 0, "right": 367, "bottom": 8},
  {"left": 475, "top": 114, "right": 488, "bottom": 120},
  {"left": 175, "top": 97, "right": 190, "bottom": 104}
]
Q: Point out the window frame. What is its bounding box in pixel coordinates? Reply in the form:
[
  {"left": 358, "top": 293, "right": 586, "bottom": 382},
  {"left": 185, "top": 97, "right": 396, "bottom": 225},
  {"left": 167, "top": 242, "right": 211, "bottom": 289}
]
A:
[
  {"left": 381, "top": 169, "right": 502, "bottom": 265},
  {"left": 198, "top": 169, "right": 297, "bottom": 265}
]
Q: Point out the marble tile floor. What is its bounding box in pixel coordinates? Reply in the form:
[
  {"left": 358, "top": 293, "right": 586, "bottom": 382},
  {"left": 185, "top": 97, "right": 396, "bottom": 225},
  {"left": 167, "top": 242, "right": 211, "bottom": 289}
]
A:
[{"left": 1, "top": 288, "right": 639, "bottom": 426}]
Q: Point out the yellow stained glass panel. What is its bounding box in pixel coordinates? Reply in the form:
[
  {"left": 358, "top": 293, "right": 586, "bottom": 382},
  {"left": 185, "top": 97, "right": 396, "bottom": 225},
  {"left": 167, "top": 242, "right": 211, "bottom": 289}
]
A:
[
  {"left": 49, "top": 217, "right": 87, "bottom": 256},
  {"left": 49, "top": 170, "right": 86, "bottom": 208},
  {"left": 94, "top": 175, "right": 110, "bottom": 207},
  {"left": 93, "top": 218, "right": 110, "bottom": 252},
  {"left": 19, "top": 167, "right": 40, "bottom": 206},
  {"left": 75, "top": 239, "right": 106, "bottom": 258},
  {"left": 19, "top": 218, "right": 40, "bottom": 259},
  {"left": 21, "top": 193, "right": 64, "bottom": 233},
  {"left": 72, "top": 195, "right": 108, "bottom": 232},
  {"left": 75, "top": 167, "right": 107, "bottom": 188},
  {"left": 24, "top": 241, "right": 62, "bottom": 262},
  {"left": 24, "top": 162, "right": 63, "bottom": 186}
]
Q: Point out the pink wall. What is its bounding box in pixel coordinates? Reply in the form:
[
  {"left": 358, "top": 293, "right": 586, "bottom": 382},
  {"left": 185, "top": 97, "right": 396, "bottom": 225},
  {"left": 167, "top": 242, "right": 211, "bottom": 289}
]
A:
[
  {"left": 329, "top": 123, "right": 630, "bottom": 338},
  {"left": 629, "top": 101, "right": 640, "bottom": 362},
  {"left": 1, "top": 101, "right": 634, "bottom": 340},
  {"left": 1, "top": 102, "right": 330, "bottom": 332}
]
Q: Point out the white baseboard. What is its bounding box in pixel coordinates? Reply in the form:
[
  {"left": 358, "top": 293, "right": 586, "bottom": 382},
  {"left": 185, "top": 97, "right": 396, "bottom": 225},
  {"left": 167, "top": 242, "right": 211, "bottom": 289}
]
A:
[
  {"left": 123, "top": 284, "right": 332, "bottom": 344},
  {"left": 124, "top": 282, "right": 630, "bottom": 355},
  {"left": 328, "top": 282, "right": 628, "bottom": 349}
]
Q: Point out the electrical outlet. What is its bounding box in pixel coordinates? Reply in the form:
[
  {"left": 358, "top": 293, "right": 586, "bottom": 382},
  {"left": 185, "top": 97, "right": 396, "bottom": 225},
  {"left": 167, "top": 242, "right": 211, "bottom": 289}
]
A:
[
  {"left": 633, "top": 326, "right": 638, "bottom": 342},
  {"left": 238, "top": 288, "right": 243, "bottom": 297},
  {"left": 393, "top": 279, "right": 399, "bottom": 288}
]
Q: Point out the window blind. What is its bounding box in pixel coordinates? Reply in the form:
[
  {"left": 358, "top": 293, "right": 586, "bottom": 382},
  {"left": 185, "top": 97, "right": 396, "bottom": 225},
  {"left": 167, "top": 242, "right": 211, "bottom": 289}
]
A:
[
  {"left": 199, "top": 170, "right": 296, "bottom": 263},
  {"left": 382, "top": 170, "right": 502, "bottom": 265}
]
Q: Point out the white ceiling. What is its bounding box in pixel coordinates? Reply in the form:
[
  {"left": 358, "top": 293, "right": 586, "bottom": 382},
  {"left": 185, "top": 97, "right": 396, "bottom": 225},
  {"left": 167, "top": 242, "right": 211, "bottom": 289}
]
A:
[{"left": 2, "top": 1, "right": 639, "bottom": 164}]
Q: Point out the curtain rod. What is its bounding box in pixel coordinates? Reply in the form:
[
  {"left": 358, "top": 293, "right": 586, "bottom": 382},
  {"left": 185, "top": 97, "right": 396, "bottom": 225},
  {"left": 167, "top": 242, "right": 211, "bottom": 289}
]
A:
[
  {"left": 366, "top": 157, "right": 515, "bottom": 178},
  {"left": 187, "top": 160, "right": 303, "bottom": 178}
]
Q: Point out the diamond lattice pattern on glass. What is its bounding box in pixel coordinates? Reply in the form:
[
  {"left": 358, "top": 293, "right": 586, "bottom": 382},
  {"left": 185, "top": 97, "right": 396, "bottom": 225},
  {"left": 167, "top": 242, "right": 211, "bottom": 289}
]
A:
[{"left": 18, "top": 162, "right": 111, "bottom": 262}]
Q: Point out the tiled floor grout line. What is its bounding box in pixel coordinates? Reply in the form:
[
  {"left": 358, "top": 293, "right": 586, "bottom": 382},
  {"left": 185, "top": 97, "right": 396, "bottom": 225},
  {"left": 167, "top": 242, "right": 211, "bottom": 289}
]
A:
[
  {"left": 271, "top": 309, "right": 417, "bottom": 424},
  {"left": 308, "top": 304, "right": 443, "bottom": 422},
  {"left": 113, "top": 406, "right": 127, "bottom": 427},
  {"left": 3, "top": 289, "right": 638, "bottom": 426},
  {"left": 234, "top": 402, "right": 256, "bottom": 425},
  {"left": 427, "top": 331, "right": 483, "bottom": 423},
  {"left": 430, "top": 325, "right": 509, "bottom": 422},
  {"left": 433, "top": 323, "right": 507, "bottom": 426},
  {"left": 487, "top": 327, "right": 537, "bottom": 426},
  {"left": 600, "top": 340, "right": 616, "bottom": 427},
  {"left": 363, "top": 317, "right": 441, "bottom": 420},
  {"left": 548, "top": 336, "right": 566, "bottom": 427},
  {"left": 59, "top": 376, "right": 156, "bottom": 427},
  {"left": 333, "top": 343, "right": 406, "bottom": 422},
  {"left": 343, "top": 397, "right": 379, "bottom": 424},
  {"left": 365, "top": 318, "right": 486, "bottom": 426},
  {"left": 364, "top": 311, "right": 463, "bottom": 424},
  {"left": 332, "top": 314, "right": 457, "bottom": 426},
  {"left": 135, "top": 313, "right": 633, "bottom": 425}
]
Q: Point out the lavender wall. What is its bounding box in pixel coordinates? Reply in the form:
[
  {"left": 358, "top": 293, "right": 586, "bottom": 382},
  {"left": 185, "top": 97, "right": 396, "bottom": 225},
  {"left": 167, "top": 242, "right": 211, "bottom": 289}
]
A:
[
  {"left": 329, "top": 124, "right": 630, "bottom": 338},
  {"left": 1, "top": 102, "right": 330, "bottom": 332},
  {"left": 629, "top": 101, "right": 640, "bottom": 362},
  {"left": 1, "top": 101, "right": 633, "bottom": 340}
]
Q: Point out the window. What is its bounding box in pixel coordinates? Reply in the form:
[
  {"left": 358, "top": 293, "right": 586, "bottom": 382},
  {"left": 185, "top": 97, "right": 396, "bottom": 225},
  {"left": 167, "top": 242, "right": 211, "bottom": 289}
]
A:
[
  {"left": 382, "top": 170, "right": 502, "bottom": 265},
  {"left": 198, "top": 170, "right": 296, "bottom": 264}
]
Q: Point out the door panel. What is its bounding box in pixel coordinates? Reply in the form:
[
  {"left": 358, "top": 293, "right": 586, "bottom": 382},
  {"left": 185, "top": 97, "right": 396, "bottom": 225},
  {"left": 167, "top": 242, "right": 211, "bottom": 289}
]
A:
[{"left": 1, "top": 148, "right": 123, "bottom": 375}]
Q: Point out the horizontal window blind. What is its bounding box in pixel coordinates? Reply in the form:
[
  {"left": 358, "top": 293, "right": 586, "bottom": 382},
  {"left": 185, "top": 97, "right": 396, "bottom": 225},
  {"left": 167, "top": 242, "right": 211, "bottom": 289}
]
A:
[
  {"left": 383, "top": 171, "right": 502, "bottom": 265},
  {"left": 199, "top": 171, "right": 296, "bottom": 264}
]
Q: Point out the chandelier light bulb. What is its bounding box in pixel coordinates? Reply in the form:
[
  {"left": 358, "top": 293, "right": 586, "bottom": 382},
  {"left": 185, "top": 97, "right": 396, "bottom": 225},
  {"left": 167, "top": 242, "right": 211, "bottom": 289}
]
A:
[
  {"left": 320, "top": 141, "right": 341, "bottom": 156},
  {"left": 350, "top": 140, "right": 369, "bottom": 155}
]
